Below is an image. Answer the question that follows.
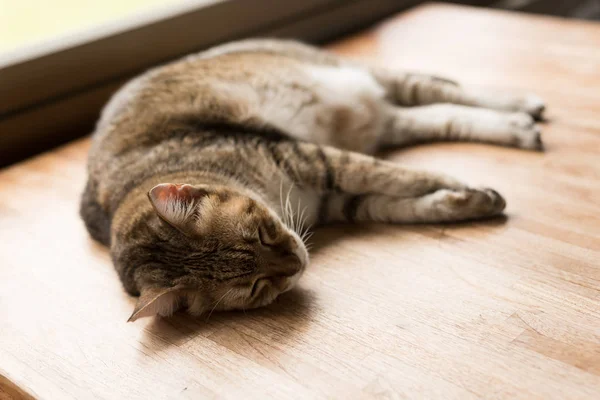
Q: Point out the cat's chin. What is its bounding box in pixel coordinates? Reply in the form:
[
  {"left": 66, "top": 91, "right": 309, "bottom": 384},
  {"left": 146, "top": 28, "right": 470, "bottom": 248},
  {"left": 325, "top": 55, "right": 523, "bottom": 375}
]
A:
[
  {"left": 287, "top": 227, "right": 310, "bottom": 268},
  {"left": 243, "top": 270, "right": 304, "bottom": 310},
  {"left": 282, "top": 271, "right": 303, "bottom": 293}
]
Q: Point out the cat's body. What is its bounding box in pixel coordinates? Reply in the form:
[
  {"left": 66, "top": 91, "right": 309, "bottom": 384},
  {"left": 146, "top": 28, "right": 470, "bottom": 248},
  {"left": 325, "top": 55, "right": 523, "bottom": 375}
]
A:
[{"left": 81, "top": 39, "right": 545, "bottom": 321}]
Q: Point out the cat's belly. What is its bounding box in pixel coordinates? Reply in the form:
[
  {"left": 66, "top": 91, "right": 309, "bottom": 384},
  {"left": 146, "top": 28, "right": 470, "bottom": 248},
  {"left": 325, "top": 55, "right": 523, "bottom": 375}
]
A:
[{"left": 254, "top": 64, "right": 387, "bottom": 154}]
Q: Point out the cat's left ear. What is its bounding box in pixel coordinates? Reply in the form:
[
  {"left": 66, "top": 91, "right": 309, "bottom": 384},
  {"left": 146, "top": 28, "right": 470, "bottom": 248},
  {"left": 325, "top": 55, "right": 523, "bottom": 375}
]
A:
[
  {"left": 127, "top": 285, "right": 184, "bottom": 322},
  {"left": 148, "top": 183, "right": 209, "bottom": 233}
]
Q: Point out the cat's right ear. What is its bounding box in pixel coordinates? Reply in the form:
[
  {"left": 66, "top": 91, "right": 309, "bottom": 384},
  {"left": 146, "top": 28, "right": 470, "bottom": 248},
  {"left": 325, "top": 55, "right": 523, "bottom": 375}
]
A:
[{"left": 148, "top": 183, "right": 209, "bottom": 233}]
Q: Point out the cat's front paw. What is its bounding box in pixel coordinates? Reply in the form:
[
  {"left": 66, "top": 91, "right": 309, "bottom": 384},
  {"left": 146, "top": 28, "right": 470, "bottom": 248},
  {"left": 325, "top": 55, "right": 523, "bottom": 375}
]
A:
[
  {"left": 435, "top": 188, "right": 506, "bottom": 220},
  {"left": 508, "top": 112, "right": 543, "bottom": 151}
]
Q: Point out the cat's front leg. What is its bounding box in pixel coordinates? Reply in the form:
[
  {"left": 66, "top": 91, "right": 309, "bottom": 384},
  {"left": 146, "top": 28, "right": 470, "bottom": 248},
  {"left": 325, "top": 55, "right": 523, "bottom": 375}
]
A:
[
  {"left": 284, "top": 143, "right": 467, "bottom": 198},
  {"left": 321, "top": 188, "right": 506, "bottom": 224},
  {"left": 277, "top": 142, "right": 506, "bottom": 224}
]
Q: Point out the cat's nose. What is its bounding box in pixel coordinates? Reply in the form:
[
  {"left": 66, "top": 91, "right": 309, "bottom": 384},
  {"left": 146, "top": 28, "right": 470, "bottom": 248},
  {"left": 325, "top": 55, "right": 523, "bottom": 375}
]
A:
[{"left": 269, "top": 259, "right": 301, "bottom": 278}]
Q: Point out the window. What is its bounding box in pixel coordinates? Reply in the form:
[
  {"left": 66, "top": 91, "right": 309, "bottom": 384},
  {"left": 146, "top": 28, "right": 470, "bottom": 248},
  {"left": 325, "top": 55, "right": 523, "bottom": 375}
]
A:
[{"left": 0, "top": 0, "right": 423, "bottom": 166}]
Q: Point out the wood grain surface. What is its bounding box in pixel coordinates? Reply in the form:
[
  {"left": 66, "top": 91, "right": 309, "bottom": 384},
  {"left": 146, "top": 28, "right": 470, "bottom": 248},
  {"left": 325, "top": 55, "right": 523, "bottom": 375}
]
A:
[{"left": 1, "top": 3, "right": 599, "bottom": 399}]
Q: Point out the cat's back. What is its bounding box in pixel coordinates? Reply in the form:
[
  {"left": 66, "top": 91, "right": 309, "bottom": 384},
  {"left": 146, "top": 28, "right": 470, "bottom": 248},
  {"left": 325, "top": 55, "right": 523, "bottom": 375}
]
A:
[
  {"left": 81, "top": 40, "right": 387, "bottom": 244},
  {"left": 91, "top": 43, "right": 384, "bottom": 159},
  {"left": 82, "top": 48, "right": 310, "bottom": 243},
  {"left": 94, "top": 51, "right": 306, "bottom": 146}
]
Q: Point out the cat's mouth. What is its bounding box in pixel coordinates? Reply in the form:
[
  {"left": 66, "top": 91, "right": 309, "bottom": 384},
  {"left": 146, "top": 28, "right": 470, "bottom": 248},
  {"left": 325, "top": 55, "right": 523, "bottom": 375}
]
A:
[
  {"left": 247, "top": 278, "right": 278, "bottom": 307},
  {"left": 250, "top": 276, "right": 286, "bottom": 299},
  {"left": 247, "top": 271, "right": 302, "bottom": 307}
]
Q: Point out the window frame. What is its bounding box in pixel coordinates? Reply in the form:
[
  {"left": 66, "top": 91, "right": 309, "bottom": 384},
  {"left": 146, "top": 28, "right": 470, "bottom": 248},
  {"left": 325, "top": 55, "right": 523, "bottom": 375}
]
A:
[{"left": 0, "top": 0, "right": 494, "bottom": 165}]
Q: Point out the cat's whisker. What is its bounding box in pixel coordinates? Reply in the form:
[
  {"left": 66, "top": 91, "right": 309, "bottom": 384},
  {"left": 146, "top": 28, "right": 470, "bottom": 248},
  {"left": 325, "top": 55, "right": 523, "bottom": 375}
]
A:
[
  {"left": 295, "top": 198, "right": 302, "bottom": 234},
  {"left": 301, "top": 231, "right": 314, "bottom": 246},
  {"left": 280, "top": 178, "right": 293, "bottom": 229},
  {"left": 205, "top": 288, "right": 233, "bottom": 322},
  {"left": 298, "top": 205, "right": 308, "bottom": 236},
  {"left": 279, "top": 178, "right": 285, "bottom": 221},
  {"left": 301, "top": 231, "right": 314, "bottom": 243},
  {"left": 285, "top": 183, "right": 295, "bottom": 230},
  {"left": 282, "top": 184, "right": 289, "bottom": 226},
  {"left": 289, "top": 201, "right": 295, "bottom": 231},
  {"left": 297, "top": 205, "right": 309, "bottom": 238},
  {"left": 280, "top": 181, "right": 289, "bottom": 228},
  {"left": 296, "top": 201, "right": 305, "bottom": 235},
  {"left": 300, "top": 206, "right": 308, "bottom": 232}
]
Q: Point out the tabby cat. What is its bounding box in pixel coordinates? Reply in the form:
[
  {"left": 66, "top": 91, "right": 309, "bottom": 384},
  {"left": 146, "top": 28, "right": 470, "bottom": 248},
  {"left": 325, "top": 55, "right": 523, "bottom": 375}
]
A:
[{"left": 80, "top": 39, "right": 545, "bottom": 321}]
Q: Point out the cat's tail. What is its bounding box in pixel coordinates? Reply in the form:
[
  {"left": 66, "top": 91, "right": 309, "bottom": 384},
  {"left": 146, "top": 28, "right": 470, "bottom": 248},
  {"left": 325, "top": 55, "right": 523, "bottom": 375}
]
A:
[{"left": 80, "top": 179, "right": 111, "bottom": 246}]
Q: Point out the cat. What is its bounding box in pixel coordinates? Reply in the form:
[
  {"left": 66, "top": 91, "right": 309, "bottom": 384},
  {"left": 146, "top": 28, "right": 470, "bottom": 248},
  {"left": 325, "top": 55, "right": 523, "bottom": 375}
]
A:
[{"left": 80, "top": 39, "right": 545, "bottom": 322}]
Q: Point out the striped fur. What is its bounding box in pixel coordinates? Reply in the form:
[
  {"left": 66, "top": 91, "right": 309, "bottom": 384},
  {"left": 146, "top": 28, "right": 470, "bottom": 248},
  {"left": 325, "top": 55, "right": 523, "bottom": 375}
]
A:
[{"left": 80, "top": 39, "right": 545, "bottom": 320}]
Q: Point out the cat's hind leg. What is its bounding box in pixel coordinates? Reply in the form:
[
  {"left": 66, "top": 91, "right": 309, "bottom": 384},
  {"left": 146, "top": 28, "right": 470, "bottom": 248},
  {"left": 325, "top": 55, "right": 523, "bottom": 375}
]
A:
[
  {"left": 200, "top": 40, "right": 545, "bottom": 119},
  {"left": 381, "top": 104, "right": 543, "bottom": 150},
  {"left": 371, "top": 69, "right": 546, "bottom": 120}
]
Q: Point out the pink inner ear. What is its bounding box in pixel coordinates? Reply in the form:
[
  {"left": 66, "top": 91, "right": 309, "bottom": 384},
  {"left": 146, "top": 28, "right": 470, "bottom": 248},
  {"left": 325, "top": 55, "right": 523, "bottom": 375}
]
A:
[
  {"left": 149, "top": 183, "right": 193, "bottom": 203},
  {"left": 148, "top": 183, "right": 208, "bottom": 228}
]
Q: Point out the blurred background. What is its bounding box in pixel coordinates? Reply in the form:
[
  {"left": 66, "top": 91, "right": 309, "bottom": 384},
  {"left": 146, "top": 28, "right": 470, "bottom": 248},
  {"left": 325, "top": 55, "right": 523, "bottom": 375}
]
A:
[
  {"left": 0, "top": 0, "right": 173, "bottom": 56},
  {"left": 2, "top": 0, "right": 598, "bottom": 55},
  {"left": 495, "top": 0, "right": 600, "bottom": 19},
  {"left": 0, "top": 0, "right": 597, "bottom": 166}
]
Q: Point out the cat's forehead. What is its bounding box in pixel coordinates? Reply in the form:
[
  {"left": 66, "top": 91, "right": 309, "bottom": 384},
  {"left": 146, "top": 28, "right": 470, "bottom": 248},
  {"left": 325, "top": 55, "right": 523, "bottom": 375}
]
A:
[{"left": 212, "top": 193, "right": 278, "bottom": 226}]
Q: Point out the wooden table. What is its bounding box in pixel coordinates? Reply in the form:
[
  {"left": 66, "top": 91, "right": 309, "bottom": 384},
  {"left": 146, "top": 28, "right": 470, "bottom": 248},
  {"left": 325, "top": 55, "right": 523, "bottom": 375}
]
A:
[{"left": 1, "top": 3, "right": 599, "bottom": 399}]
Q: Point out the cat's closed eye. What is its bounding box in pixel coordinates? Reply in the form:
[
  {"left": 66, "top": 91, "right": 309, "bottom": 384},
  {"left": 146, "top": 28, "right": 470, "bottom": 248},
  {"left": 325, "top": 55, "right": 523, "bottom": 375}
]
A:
[{"left": 258, "top": 227, "right": 275, "bottom": 247}]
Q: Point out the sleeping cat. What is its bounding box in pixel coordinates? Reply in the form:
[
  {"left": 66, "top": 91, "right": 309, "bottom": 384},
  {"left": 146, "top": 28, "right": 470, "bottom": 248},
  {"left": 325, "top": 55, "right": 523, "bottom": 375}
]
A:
[{"left": 80, "top": 39, "right": 545, "bottom": 321}]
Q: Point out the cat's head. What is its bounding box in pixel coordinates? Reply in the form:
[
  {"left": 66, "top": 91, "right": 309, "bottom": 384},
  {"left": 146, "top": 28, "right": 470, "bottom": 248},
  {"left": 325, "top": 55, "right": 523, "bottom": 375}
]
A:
[{"left": 115, "top": 183, "right": 308, "bottom": 322}]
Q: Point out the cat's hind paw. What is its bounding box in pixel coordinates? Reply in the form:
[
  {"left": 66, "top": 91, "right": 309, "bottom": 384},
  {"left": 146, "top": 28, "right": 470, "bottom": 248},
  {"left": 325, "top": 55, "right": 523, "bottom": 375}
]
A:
[
  {"left": 508, "top": 112, "right": 544, "bottom": 151},
  {"left": 514, "top": 94, "right": 546, "bottom": 120}
]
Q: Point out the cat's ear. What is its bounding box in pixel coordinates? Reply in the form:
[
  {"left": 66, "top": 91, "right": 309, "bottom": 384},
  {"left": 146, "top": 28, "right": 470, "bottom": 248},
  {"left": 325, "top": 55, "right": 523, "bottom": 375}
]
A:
[
  {"left": 148, "top": 183, "right": 209, "bottom": 232},
  {"left": 127, "top": 285, "right": 184, "bottom": 322}
]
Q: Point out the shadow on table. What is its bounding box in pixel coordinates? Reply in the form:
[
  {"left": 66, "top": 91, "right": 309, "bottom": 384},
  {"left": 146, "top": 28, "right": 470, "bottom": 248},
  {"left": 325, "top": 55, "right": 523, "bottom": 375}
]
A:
[
  {"left": 134, "top": 213, "right": 507, "bottom": 357},
  {"left": 139, "top": 285, "right": 316, "bottom": 350},
  {"left": 308, "top": 214, "right": 509, "bottom": 254}
]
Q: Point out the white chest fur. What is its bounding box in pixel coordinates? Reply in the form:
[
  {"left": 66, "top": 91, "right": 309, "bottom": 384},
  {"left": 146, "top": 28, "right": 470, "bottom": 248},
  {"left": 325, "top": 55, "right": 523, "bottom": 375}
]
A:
[
  {"left": 275, "top": 179, "right": 321, "bottom": 231},
  {"left": 252, "top": 64, "right": 386, "bottom": 151}
]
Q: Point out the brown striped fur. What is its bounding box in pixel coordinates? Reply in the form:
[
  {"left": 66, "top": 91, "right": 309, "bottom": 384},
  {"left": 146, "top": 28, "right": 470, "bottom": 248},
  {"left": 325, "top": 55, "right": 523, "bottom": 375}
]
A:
[{"left": 80, "top": 39, "right": 546, "bottom": 321}]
